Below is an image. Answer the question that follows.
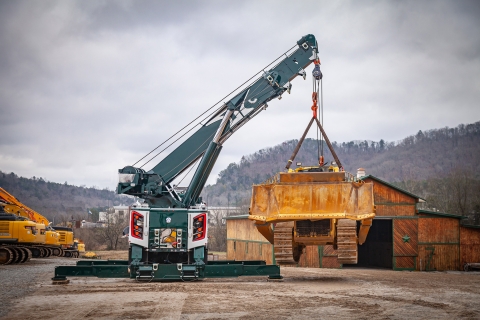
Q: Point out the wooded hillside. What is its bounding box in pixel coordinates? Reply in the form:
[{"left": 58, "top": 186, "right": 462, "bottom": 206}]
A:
[
  {"left": 202, "top": 121, "right": 480, "bottom": 219},
  {"left": 1, "top": 121, "right": 478, "bottom": 224},
  {"left": 0, "top": 172, "right": 131, "bottom": 224}
]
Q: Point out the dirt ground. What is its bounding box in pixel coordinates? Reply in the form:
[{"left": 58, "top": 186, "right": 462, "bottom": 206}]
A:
[{"left": 1, "top": 251, "right": 480, "bottom": 320}]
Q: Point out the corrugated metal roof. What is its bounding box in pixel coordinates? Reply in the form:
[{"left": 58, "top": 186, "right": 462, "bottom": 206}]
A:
[
  {"left": 224, "top": 215, "right": 249, "bottom": 220},
  {"left": 417, "top": 209, "right": 465, "bottom": 219},
  {"left": 461, "top": 223, "right": 480, "bottom": 229}
]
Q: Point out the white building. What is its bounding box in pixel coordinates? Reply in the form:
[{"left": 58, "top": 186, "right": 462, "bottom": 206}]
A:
[{"left": 98, "top": 205, "right": 129, "bottom": 223}]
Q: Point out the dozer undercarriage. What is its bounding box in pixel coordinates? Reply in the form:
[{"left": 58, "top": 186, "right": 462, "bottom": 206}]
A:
[{"left": 249, "top": 171, "right": 375, "bottom": 265}]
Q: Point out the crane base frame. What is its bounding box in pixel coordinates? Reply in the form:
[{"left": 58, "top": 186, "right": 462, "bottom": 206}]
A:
[{"left": 52, "top": 259, "right": 282, "bottom": 282}]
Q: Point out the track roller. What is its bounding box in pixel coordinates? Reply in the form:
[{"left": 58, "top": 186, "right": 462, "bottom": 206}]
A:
[
  {"left": 274, "top": 221, "right": 297, "bottom": 265},
  {"left": 336, "top": 219, "right": 358, "bottom": 264}
]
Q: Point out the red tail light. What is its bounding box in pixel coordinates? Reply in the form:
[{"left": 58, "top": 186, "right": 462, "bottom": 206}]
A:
[
  {"left": 193, "top": 213, "right": 206, "bottom": 241},
  {"left": 131, "top": 211, "right": 144, "bottom": 239}
]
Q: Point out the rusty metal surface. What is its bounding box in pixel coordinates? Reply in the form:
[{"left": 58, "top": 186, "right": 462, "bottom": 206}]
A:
[
  {"left": 279, "top": 172, "right": 345, "bottom": 183},
  {"left": 249, "top": 180, "right": 375, "bottom": 223},
  {"left": 358, "top": 218, "right": 373, "bottom": 245}
]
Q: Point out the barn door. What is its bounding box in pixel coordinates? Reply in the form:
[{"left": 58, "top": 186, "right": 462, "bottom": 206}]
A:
[{"left": 393, "top": 218, "right": 418, "bottom": 270}]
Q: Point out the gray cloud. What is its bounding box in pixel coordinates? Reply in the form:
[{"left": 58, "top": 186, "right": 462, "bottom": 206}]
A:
[{"left": 1, "top": 0, "right": 479, "bottom": 188}]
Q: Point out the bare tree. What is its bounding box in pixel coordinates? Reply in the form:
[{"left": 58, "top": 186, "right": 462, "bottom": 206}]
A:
[
  {"left": 208, "top": 209, "right": 228, "bottom": 252},
  {"left": 426, "top": 167, "right": 480, "bottom": 218},
  {"left": 95, "top": 208, "right": 128, "bottom": 250}
]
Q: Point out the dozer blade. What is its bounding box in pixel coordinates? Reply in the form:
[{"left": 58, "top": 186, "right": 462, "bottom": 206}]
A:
[{"left": 249, "top": 172, "right": 375, "bottom": 223}]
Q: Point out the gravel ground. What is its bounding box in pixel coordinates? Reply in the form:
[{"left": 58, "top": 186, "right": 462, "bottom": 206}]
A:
[
  {"left": 1, "top": 255, "right": 480, "bottom": 319},
  {"left": 0, "top": 257, "right": 77, "bottom": 318}
]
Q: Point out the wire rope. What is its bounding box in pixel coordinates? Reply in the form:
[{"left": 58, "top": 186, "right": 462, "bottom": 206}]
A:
[
  {"left": 140, "top": 79, "right": 278, "bottom": 169},
  {"left": 133, "top": 44, "right": 298, "bottom": 168},
  {"left": 176, "top": 156, "right": 201, "bottom": 187}
]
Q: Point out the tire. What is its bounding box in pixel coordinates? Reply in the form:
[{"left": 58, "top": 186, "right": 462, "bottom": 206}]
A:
[
  {"left": 38, "top": 247, "right": 46, "bottom": 258},
  {"left": 18, "top": 247, "right": 31, "bottom": 263},
  {"left": 51, "top": 247, "right": 62, "bottom": 256},
  {"left": 11, "top": 247, "right": 24, "bottom": 264},
  {"left": 0, "top": 247, "right": 14, "bottom": 265},
  {"left": 30, "top": 247, "right": 42, "bottom": 258}
]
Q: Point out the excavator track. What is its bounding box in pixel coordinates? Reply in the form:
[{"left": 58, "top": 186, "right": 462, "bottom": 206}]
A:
[
  {"left": 274, "top": 222, "right": 297, "bottom": 265},
  {"left": 336, "top": 219, "right": 358, "bottom": 264}
]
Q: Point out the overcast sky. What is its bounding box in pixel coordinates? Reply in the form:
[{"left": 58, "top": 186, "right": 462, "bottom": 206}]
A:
[{"left": 1, "top": 0, "right": 479, "bottom": 190}]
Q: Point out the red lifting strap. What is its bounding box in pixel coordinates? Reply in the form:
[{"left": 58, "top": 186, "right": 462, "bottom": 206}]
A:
[{"left": 311, "top": 92, "right": 318, "bottom": 118}]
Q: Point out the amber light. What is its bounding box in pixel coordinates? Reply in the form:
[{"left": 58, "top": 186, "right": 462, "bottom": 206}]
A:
[
  {"left": 131, "top": 211, "right": 144, "bottom": 239},
  {"left": 193, "top": 213, "right": 206, "bottom": 241}
]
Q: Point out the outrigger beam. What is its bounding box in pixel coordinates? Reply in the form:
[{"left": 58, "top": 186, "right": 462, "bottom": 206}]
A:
[{"left": 52, "top": 260, "right": 282, "bottom": 282}]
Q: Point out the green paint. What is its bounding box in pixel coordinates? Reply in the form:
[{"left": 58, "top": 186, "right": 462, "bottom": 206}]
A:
[
  {"left": 376, "top": 216, "right": 417, "bottom": 220},
  {"left": 131, "top": 244, "right": 142, "bottom": 260},
  {"left": 418, "top": 209, "right": 464, "bottom": 219},
  {"left": 227, "top": 238, "right": 270, "bottom": 244},
  {"left": 53, "top": 260, "right": 283, "bottom": 281},
  {"left": 418, "top": 242, "right": 459, "bottom": 245},
  {"left": 402, "top": 234, "right": 411, "bottom": 243},
  {"left": 426, "top": 247, "right": 435, "bottom": 271},
  {"left": 194, "top": 246, "right": 205, "bottom": 261},
  {"left": 224, "top": 215, "right": 249, "bottom": 220},
  {"left": 272, "top": 245, "right": 276, "bottom": 265}
]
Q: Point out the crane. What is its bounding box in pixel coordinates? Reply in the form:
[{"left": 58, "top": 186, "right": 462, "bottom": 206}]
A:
[{"left": 53, "top": 34, "right": 320, "bottom": 281}]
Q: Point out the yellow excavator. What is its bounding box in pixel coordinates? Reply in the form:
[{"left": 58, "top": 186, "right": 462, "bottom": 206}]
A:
[
  {"left": 0, "top": 187, "right": 80, "bottom": 263},
  {"left": 0, "top": 204, "right": 40, "bottom": 264}
]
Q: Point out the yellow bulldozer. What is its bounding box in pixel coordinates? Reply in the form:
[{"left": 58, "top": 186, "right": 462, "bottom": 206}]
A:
[
  {"left": 249, "top": 169, "right": 375, "bottom": 264},
  {"left": 249, "top": 116, "right": 375, "bottom": 265}
]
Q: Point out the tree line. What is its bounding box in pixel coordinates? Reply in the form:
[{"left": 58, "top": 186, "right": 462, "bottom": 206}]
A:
[
  {"left": 0, "top": 171, "right": 132, "bottom": 225},
  {"left": 201, "top": 121, "right": 480, "bottom": 224}
]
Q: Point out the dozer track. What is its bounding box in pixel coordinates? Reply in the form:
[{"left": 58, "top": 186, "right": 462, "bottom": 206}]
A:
[
  {"left": 336, "top": 219, "right": 358, "bottom": 264},
  {"left": 274, "top": 222, "right": 298, "bottom": 265}
]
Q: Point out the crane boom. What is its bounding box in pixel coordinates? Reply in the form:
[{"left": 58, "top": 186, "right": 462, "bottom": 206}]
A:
[
  {"left": 0, "top": 187, "right": 49, "bottom": 225},
  {"left": 117, "top": 34, "right": 319, "bottom": 208}
]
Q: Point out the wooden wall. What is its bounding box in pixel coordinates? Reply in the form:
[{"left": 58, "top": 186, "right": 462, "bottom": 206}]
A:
[
  {"left": 227, "top": 218, "right": 268, "bottom": 242},
  {"left": 226, "top": 218, "right": 273, "bottom": 264},
  {"left": 322, "top": 245, "right": 342, "bottom": 268},
  {"left": 363, "top": 178, "right": 416, "bottom": 217},
  {"left": 416, "top": 216, "right": 460, "bottom": 271},
  {"left": 460, "top": 226, "right": 480, "bottom": 266},
  {"left": 393, "top": 218, "right": 418, "bottom": 270},
  {"left": 297, "top": 246, "right": 320, "bottom": 268}
]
